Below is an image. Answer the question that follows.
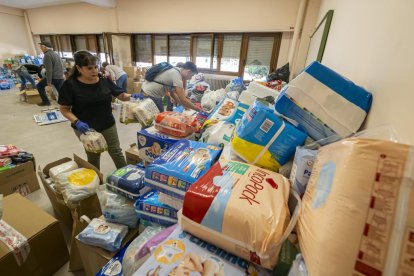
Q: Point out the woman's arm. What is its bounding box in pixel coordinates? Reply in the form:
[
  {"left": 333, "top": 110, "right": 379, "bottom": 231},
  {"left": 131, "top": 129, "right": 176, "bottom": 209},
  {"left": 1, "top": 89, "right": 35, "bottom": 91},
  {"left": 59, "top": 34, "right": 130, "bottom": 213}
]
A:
[{"left": 60, "top": 105, "right": 78, "bottom": 123}]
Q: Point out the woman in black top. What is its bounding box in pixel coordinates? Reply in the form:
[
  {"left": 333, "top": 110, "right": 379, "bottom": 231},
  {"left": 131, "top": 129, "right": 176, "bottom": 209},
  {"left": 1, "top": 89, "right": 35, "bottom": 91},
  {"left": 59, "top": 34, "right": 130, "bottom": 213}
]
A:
[{"left": 59, "top": 51, "right": 131, "bottom": 169}]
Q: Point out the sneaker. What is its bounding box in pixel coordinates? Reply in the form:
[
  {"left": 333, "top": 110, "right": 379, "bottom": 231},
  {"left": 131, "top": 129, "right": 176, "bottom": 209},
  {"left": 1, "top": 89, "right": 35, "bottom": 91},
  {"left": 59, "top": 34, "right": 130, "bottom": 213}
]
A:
[{"left": 37, "top": 102, "right": 51, "bottom": 106}]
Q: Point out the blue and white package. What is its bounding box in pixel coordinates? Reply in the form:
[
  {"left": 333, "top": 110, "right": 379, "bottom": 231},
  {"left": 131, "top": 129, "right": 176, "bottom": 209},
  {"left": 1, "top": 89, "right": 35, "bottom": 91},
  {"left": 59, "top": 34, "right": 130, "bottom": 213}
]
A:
[
  {"left": 144, "top": 140, "right": 222, "bottom": 199},
  {"left": 231, "top": 100, "right": 308, "bottom": 171},
  {"left": 101, "top": 190, "right": 139, "bottom": 228},
  {"left": 135, "top": 190, "right": 178, "bottom": 226},
  {"left": 106, "top": 164, "right": 146, "bottom": 200},
  {"left": 289, "top": 147, "right": 317, "bottom": 197},
  {"left": 275, "top": 61, "right": 372, "bottom": 141},
  {"left": 137, "top": 126, "right": 194, "bottom": 164},
  {"left": 77, "top": 218, "right": 128, "bottom": 252}
]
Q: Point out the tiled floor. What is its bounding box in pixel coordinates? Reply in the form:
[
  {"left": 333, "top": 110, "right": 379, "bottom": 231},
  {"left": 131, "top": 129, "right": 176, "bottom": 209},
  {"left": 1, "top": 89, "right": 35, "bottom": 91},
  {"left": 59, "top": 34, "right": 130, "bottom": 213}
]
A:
[{"left": 0, "top": 88, "right": 140, "bottom": 275}]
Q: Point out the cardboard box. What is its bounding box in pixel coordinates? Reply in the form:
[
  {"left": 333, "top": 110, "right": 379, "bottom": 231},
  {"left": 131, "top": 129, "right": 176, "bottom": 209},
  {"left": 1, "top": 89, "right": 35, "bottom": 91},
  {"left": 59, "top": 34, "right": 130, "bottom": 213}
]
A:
[
  {"left": 0, "top": 194, "right": 69, "bottom": 276},
  {"left": 133, "top": 81, "right": 143, "bottom": 93},
  {"left": 25, "top": 89, "right": 42, "bottom": 104},
  {"left": 123, "top": 66, "right": 137, "bottom": 78},
  {"left": 125, "top": 143, "right": 142, "bottom": 165},
  {"left": 127, "top": 77, "right": 135, "bottom": 93},
  {"left": 37, "top": 154, "right": 103, "bottom": 271},
  {"left": 0, "top": 161, "right": 40, "bottom": 196},
  {"left": 76, "top": 226, "right": 139, "bottom": 276}
]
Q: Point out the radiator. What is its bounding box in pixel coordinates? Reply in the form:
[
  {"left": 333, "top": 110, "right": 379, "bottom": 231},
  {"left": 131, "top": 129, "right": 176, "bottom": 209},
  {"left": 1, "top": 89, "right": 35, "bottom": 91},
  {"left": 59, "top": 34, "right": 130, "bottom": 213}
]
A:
[{"left": 203, "top": 74, "right": 233, "bottom": 90}]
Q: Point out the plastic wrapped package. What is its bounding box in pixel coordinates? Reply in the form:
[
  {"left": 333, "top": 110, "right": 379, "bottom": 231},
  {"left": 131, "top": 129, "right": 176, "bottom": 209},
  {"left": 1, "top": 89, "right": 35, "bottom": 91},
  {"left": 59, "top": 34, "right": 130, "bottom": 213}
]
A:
[
  {"left": 119, "top": 101, "right": 140, "bottom": 124},
  {"left": 289, "top": 148, "right": 317, "bottom": 197},
  {"left": 144, "top": 140, "right": 222, "bottom": 199},
  {"left": 298, "top": 138, "right": 414, "bottom": 276},
  {"left": 55, "top": 168, "right": 100, "bottom": 204},
  {"left": 132, "top": 98, "right": 160, "bottom": 127},
  {"left": 0, "top": 145, "right": 22, "bottom": 158},
  {"left": 181, "top": 159, "right": 299, "bottom": 269},
  {"left": 154, "top": 112, "right": 198, "bottom": 138},
  {"left": 0, "top": 158, "right": 12, "bottom": 167},
  {"left": 77, "top": 218, "right": 128, "bottom": 252},
  {"left": 48, "top": 161, "right": 78, "bottom": 181},
  {"left": 106, "top": 164, "right": 146, "bottom": 200},
  {"left": 225, "top": 77, "right": 246, "bottom": 92},
  {"left": 200, "top": 88, "right": 227, "bottom": 112},
  {"left": 97, "top": 226, "right": 165, "bottom": 276},
  {"left": 99, "top": 189, "right": 138, "bottom": 228},
  {"left": 202, "top": 97, "right": 248, "bottom": 127},
  {"left": 231, "top": 100, "right": 308, "bottom": 171},
  {"left": 220, "top": 145, "right": 244, "bottom": 162},
  {"left": 275, "top": 61, "right": 373, "bottom": 141},
  {"left": 158, "top": 192, "right": 183, "bottom": 210},
  {"left": 0, "top": 220, "right": 31, "bottom": 266},
  {"left": 134, "top": 190, "right": 178, "bottom": 226},
  {"left": 288, "top": 254, "right": 308, "bottom": 276},
  {"left": 187, "top": 81, "right": 210, "bottom": 104},
  {"left": 239, "top": 81, "right": 280, "bottom": 106},
  {"left": 134, "top": 225, "right": 270, "bottom": 275},
  {"left": 80, "top": 130, "right": 108, "bottom": 153},
  {"left": 200, "top": 121, "right": 235, "bottom": 147}
]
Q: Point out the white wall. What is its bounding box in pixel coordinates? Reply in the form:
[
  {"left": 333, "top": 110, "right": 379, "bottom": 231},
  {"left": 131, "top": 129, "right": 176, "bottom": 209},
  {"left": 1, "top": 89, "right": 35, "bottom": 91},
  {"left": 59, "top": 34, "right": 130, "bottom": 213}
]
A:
[
  {"left": 27, "top": 2, "right": 117, "bottom": 34},
  {"left": 0, "top": 5, "right": 34, "bottom": 59},
  {"left": 307, "top": 0, "right": 414, "bottom": 142}
]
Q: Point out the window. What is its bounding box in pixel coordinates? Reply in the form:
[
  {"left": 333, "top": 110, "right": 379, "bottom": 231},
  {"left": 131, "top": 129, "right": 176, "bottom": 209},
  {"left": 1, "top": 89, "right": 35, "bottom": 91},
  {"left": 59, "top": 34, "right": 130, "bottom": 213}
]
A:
[
  {"left": 193, "top": 35, "right": 213, "bottom": 69},
  {"left": 169, "top": 35, "right": 190, "bottom": 66},
  {"left": 97, "top": 35, "right": 107, "bottom": 62},
  {"left": 243, "top": 36, "right": 275, "bottom": 81},
  {"left": 134, "top": 35, "right": 152, "bottom": 67},
  {"left": 74, "top": 35, "right": 87, "bottom": 51},
  {"left": 220, "top": 35, "right": 242, "bottom": 72},
  {"left": 111, "top": 34, "right": 132, "bottom": 68},
  {"left": 57, "top": 35, "right": 72, "bottom": 58},
  {"left": 153, "top": 35, "right": 168, "bottom": 64}
]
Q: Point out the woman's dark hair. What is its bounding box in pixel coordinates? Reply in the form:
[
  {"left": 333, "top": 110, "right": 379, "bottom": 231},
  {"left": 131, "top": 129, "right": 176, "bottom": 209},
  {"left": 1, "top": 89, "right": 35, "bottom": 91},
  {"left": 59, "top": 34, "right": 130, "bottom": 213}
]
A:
[{"left": 69, "top": 51, "right": 99, "bottom": 78}]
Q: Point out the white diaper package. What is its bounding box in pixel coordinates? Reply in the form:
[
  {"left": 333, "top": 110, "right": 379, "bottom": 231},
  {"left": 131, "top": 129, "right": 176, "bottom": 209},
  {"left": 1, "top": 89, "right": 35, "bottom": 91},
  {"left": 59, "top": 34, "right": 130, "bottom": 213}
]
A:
[
  {"left": 49, "top": 161, "right": 78, "bottom": 181},
  {"left": 56, "top": 168, "right": 100, "bottom": 204},
  {"left": 200, "top": 121, "right": 235, "bottom": 147},
  {"left": 239, "top": 81, "right": 280, "bottom": 106},
  {"left": 133, "top": 98, "right": 160, "bottom": 127},
  {"left": 158, "top": 193, "right": 184, "bottom": 211},
  {"left": 80, "top": 130, "right": 108, "bottom": 153},
  {"left": 77, "top": 218, "right": 128, "bottom": 252}
]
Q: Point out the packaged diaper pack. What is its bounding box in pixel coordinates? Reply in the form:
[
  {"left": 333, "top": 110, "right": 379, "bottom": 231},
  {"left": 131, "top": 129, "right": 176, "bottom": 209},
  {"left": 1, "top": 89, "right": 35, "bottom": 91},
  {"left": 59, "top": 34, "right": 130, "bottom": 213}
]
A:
[
  {"left": 134, "top": 226, "right": 269, "bottom": 276},
  {"left": 144, "top": 140, "right": 222, "bottom": 199},
  {"left": 181, "top": 159, "right": 296, "bottom": 269},
  {"left": 298, "top": 138, "right": 414, "bottom": 276},
  {"left": 203, "top": 97, "right": 249, "bottom": 127},
  {"left": 231, "top": 100, "right": 307, "bottom": 171},
  {"left": 275, "top": 61, "right": 372, "bottom": 141},
  {"left": 77, "top": 218, "right": 128, "bottom": 252},
  {"left": 134, "top": 190, "right": 178, "bottom": 226},
  {"left": 55, "top": 168, "right": 100, "bottom": 204},
  {"left": 158, "top": 192, "right": 184, "bottom": 210},
  {"left": 137, "top": 126, "right": 194, "bottom": 164},
  {"left": 106, "top": 164, "right": 146, "bottom": 200},
  {"left": 96, "top": 226, "right": 165, "bottom": 276},
  {"left": 200, "top": 121, "right": 235, "bottom": 147},
  {"left": 290, "top": 147, "right": 317, "bottom": 197},
  {"left": 99, "top": 189, "right": 138, "bottom": 228},
  {"left": 48, "top": 161, "right": 78, "bottom": 181},
  {"left": 154, "top": 112, "right": 198, "bottom": 138},
  {"left": 80, "top": 130, "right": 108, "bottom": 153},
  {"left": 120, "top": 101, "right": 139, "bottom": 124},
  {"left": 239, "top": 81, "right": 280, "bottom": 106},
  {"left": 133, "top": 98, "right": 160, "bottom": 127}
]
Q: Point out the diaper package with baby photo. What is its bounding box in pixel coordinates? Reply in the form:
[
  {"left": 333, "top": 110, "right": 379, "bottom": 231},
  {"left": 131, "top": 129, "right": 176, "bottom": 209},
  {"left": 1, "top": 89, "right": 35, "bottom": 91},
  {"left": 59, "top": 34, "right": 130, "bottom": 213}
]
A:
[
  {"left": 203, "top": 97, "right": 249, "bottom": 128},
  {"left": 48, "top": 161, "right": 78, "bottom": 181},
  {"left": 80, "top": 130, "right": 108, "bottom": 153},
  {"left": 231, "top": 100, "right": 307, "bottom": 171},
  {"left": 180, "top": 159, "right": 294, "bottom": 269},
  {"left": 135, "top": 190, "right": 178, "bottom": 226},
  {"left": 56, "top": 168, "right": 100, "bottom": 204},
  {"left": 154, "top": 112, "right": 198, "bottom": 138},
  {"left": 137, "top": 126, "right": 194, "bottom": 164},
  {"left": 275, "top": 61, "right": 373, "bottom": 141},
  {"left": 144, "top": 140, "right": 222, "bottom": 199},
  {"left": 77, "top": 218, "right": 128, "bottom": 252},
  {"left": 134, "top": 226, "right": 269, "bottom": 276},
  {"left": 298, "top": 138, "right": 414, "bottom": 276},
  {"left": 106, "top": 164, "right": 146, "bottom": 200}
]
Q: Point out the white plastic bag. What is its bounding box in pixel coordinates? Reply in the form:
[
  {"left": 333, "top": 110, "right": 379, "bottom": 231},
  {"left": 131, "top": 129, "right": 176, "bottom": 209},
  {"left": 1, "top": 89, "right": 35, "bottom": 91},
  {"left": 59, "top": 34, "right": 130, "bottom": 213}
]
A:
[
  {"left": 80, "top": 130, "right": 108, "bottom": 153},
  {"left": 56, "top": 168, "right": 100, "bottom": 204},
  {"left": 133, "top": 98, "right": 159, "bottom": 127},
  {"left": 120, "top": 101, "right": 140, "bottom": 124},
  {"left": 99, "top": 188, "right": 138, "bottom": 228},
  {"left": 48, "top": 161, "right": 78, "bottom": 181},
  {"left": 200, "top": 88, "right": 227, "bottom": 111}
]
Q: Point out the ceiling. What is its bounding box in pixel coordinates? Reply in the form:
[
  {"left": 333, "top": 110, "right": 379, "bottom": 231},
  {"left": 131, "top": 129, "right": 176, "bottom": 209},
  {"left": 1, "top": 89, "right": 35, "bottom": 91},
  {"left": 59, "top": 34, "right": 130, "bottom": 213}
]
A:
[{"left": 0, "top": 0, "right": 116, "bottom": 9}]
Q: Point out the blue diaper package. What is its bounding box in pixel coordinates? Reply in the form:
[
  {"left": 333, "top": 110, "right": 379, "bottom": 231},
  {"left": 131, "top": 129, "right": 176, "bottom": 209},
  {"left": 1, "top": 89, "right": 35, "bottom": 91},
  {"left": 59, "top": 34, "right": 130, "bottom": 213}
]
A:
[
  {"left": 144, "top": 140, "right": 222, "bottom": 199},
  {"left": 137, "top": 126, "right": 194, "bottom": 164},
  {"left": 231, "top": 100, "right": 308, "bottom": 171},
  {"left": 275, "top": 61, "right": 372, "bottom": 141},
  {"left": 77, "top": 218, "right": 128, "bottom": 252},
  {"left": 106, "top": 164, "right": 146, "bottom": 200},
  {"left": 135, "top": 190, "right": 178, "bottom": 226}
]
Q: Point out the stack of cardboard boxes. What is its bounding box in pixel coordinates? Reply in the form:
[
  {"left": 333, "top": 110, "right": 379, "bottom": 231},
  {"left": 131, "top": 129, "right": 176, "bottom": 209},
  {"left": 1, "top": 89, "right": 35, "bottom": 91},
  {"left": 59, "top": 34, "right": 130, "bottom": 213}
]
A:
[{"left": 123, "top": 66, "right": 146, "bottom": 94}]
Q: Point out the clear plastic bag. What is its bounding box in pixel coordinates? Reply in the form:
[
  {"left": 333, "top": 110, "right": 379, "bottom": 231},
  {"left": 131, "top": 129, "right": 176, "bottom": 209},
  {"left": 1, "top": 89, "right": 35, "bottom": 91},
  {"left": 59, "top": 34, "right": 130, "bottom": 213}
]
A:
[
  {"left": 80, "top": 130, "right": 108, "bottom": 153},
  {"left": 154, "top": 112, "right": 197, "bottom": 138},
  {"left": 133, "top": 98, "right": 160, "bottom": 127},
  {"left": 201, "top": 89, "right": 227, "bottom": 112},
  {"left": 120, "top": 101, "right": 140, "bottom": 124}
]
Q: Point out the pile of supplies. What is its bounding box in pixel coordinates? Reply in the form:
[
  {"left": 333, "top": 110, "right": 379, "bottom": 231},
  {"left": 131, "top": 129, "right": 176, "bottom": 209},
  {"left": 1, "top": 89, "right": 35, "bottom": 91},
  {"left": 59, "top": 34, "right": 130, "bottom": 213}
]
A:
[
  {"left": 0, "top": 144, "right": 34, "bottom": 172},
  {"left": 45, "top": 62, "right": 414, "bottom": 276}
]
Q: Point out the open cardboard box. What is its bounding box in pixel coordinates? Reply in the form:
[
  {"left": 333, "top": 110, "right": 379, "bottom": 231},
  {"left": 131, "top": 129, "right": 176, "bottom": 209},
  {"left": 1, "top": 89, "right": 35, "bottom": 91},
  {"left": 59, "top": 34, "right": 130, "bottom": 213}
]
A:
[
  {"left": 37, "top": 154, "right": 103, "bottom": 271},
  {"left": 0, "top": 194, "right": 69, "bottom": 275},
  {"left": 0, "top": 160, "right": 40, "bottom": 196},
  {"left": 125, "top": 143, "right": 142, "bottom": 165}
]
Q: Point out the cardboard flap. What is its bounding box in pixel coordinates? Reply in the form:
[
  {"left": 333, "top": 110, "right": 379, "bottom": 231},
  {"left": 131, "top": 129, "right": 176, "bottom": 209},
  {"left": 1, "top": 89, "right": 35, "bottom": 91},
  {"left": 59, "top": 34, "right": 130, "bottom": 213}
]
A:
[
  {"left": 73, "top": 154, "right": 103, "bottom": 183},
  {"left": 25, "top": 90, "right": 39, "bottom": 96}
]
